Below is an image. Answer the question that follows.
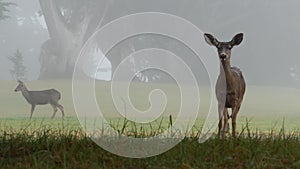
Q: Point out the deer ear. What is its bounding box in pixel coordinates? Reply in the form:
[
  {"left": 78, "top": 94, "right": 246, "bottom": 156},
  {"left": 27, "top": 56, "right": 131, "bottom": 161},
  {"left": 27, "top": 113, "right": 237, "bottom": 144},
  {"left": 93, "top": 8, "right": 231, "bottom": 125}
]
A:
[
  {"left": 204, "top": 33, "right": 219, "bottom": 46},
  {"left": 231, "top": 33, "right": 243, "bottom": 46}
]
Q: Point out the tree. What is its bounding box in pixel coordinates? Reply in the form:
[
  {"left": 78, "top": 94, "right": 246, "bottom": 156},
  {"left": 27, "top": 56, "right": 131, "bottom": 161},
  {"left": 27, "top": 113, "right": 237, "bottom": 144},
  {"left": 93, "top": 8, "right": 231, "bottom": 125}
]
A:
[
  {"left": 36, "top": 1, "right": 262, "bottom": 82},
  {"left": 7, "top": 49, "right": 27, "bottom": 80},
  {"left": 38, "top": 0, "right": 172, "bottom": 80},
  {"left": 0, "top": 0, "right": 15, "bottom": 20},
  {"left": 38, "top": 0, "right": 112, "bottom": 79}
]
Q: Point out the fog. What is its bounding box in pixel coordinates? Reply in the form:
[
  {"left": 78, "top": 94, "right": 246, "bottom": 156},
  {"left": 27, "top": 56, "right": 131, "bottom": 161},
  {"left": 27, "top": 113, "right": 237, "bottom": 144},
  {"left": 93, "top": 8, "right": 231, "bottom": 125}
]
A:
[{"left": 0, "top": 0, "right": 299, "bottom": 87}]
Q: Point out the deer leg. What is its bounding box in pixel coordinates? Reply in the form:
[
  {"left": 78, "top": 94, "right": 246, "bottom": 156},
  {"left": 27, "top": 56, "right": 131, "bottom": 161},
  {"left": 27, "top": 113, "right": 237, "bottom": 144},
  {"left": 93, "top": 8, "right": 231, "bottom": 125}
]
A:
[
  {"left": 225, "top": 109, "right": 230, "bottom": 133},
  {"left": 51, "top": 104, "right": 58, "bottom": 119},
  {"left": 222, "top": 108, "right": 229, "bottom": 138},
  {"left": 57, "top": 104, "right": 64, "bottom": 119},
  {"left": 30, "top": 104, "right": 36, "bottom": 120},
  {"left": 232, "top": 104, "right": 241, "bottom": 138},
  {"left": 218, "top": 104, "right": 223, "bottom": 137}
]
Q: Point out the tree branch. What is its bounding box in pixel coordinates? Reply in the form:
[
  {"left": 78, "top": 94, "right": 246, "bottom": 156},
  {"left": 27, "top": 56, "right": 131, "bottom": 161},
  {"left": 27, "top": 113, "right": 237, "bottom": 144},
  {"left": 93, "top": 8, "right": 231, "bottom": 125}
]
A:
[{"left": 39, "top": 0, "right": 69, "bottom": 40}]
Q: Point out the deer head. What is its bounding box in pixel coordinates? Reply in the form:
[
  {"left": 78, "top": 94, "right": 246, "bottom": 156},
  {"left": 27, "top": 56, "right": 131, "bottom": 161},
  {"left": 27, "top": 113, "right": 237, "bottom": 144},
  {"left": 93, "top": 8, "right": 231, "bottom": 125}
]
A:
[
  {"left": 204, "top": 33, "right": 243, "bottom": 62},
  {"left": 14, "top": 80, "right": 26, "bottom": 92}
]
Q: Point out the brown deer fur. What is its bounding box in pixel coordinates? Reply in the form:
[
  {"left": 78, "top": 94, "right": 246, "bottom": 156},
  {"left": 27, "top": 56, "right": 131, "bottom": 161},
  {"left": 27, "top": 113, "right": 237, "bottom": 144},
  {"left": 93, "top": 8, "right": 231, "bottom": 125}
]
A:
[
  {"left": 204, "top": 33, "right": 246, "bottom": 138},
  {"left": 15, "top": 80, "right": 64, "bottom": 119}
]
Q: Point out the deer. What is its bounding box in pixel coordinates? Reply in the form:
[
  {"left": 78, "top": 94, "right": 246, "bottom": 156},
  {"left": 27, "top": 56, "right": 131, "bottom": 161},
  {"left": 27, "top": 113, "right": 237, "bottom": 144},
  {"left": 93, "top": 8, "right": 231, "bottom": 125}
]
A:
[
  {"left": 204, "top": 33, "right": 246, "bottom": 138},
  {"left": 14, "top": 80, "right": 64, "bottom": 120}
]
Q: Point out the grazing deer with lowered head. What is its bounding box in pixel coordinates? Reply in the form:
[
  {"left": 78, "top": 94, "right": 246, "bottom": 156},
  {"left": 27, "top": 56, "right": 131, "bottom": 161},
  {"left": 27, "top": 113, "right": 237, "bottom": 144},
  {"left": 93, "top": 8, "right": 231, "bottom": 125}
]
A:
[
  {"left": 204, "top": 33, "right": 246, "bottom": 138},
  {"left": 14, "top": 80, "right": 64, "bottom": 119}
]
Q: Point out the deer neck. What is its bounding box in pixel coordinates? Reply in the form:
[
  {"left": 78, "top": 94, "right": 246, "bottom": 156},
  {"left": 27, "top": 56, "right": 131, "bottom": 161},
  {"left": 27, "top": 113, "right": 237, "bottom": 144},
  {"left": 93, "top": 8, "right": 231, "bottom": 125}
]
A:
[
  {"left": 21, "top": 87, "right": 31, "bottom": 102},
  {"left": 220, "top": 60, "right": 235, "bottom": 89}
]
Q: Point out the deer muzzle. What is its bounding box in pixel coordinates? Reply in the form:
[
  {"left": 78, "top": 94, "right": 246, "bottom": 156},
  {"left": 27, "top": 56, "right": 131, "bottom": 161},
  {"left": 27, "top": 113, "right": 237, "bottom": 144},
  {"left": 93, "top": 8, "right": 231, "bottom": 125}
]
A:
[{"left": 220, "top": 54, "right": 227, "bottom": 61}]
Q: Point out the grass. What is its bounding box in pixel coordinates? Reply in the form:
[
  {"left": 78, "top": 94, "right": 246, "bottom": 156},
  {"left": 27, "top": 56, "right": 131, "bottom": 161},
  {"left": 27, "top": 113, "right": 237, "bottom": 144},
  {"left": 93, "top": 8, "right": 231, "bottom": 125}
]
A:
[
  {"left": 1, "top": 80, "right": 300, "bottom": 131},
  {"left": 1, "top": 80, "right": 300, "bottom": 168},
  {"left": 1, "top": 121, "right": 300, "bottom": 169}
]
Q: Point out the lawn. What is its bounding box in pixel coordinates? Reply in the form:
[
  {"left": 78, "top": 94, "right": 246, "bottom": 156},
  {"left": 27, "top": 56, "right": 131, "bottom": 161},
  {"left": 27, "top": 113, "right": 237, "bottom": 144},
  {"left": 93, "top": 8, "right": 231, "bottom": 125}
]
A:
[
  {"left": 1, "top": 123, "right": 300, "bottom": 168},
  {"left": 1, "top": 80, "right": 300, "bottom": 132},
  {"left": 1, "top": 80, "right": 300, "bottom": 168}
]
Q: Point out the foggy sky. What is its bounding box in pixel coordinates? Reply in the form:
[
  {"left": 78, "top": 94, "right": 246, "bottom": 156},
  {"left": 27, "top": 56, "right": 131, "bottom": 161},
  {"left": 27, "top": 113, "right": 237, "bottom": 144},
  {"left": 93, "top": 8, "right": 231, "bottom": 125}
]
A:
[
  {"left": 0, "top": 0, "right": 48, "bottom": 80},
  {"left": 0, "top": 0, "right": 299, "bottom": 87}
]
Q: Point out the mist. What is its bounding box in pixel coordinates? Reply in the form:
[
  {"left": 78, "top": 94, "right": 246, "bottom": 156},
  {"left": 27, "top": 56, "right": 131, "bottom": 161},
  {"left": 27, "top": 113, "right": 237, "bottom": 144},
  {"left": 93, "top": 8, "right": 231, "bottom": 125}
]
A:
[{"left": 0, "top": 0, "right": 299, "bottom": 87}]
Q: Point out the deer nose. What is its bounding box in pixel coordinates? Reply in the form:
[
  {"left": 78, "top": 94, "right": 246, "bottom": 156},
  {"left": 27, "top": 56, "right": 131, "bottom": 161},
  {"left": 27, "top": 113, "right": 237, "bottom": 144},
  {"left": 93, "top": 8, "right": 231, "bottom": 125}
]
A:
[{"left": 220, "top": 54, "right": 227, "bottom": 60}]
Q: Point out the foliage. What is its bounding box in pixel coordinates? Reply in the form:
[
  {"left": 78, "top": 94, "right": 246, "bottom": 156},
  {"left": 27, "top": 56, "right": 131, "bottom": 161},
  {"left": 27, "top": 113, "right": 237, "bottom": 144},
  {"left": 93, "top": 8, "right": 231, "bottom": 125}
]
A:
[
  {"left": 7, "top": 49, "right": 27, "bottom": 80},
  {"left": 0, "top": 0, "right": 15, "bottom": 20},
  {"left": 57, "top": 0, "right": 100, "bottom": 28}
]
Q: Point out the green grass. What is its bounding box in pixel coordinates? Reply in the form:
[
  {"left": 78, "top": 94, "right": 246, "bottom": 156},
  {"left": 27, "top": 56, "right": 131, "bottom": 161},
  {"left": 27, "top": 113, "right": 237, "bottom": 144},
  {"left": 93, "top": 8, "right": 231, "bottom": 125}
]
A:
[
  {"left": 1, "top": 80, "right": 300, "bottom": 131},
  {"left": 1, "top": 80, "right": 300, "bottom": 168},
  {"left": 1, "top": 123, "right": 300, "bottom": 169}
]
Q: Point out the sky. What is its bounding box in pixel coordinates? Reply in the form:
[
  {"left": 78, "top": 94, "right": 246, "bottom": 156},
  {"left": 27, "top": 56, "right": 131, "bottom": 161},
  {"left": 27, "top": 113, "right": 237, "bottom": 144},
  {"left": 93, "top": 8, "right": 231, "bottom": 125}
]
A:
[
  {"left": 0, "top": 0, "right": 299, "bottom": 87},
  {"left": 0, "top": 0, "right": 47, "bottom": 80}
]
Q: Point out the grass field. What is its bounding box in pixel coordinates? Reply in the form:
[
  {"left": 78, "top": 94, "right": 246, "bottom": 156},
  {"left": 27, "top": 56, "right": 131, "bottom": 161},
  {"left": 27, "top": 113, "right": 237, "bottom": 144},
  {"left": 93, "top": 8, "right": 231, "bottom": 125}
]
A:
[
  {"left": 1, "top": 80, "right": 300, "bottom": 168},
  {"left": 1, "top": 80, "right": 300, "bottom": 131},
  {"left": 1, "top": 123, "right": 300, "bottom": 168}
]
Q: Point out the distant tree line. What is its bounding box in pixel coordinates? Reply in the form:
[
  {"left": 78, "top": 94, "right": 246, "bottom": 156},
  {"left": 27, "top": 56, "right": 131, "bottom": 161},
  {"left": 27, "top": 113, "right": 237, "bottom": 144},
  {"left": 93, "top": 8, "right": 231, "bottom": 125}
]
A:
[{"left": 7, "top": 49, "right": 27, "bottom": 80}]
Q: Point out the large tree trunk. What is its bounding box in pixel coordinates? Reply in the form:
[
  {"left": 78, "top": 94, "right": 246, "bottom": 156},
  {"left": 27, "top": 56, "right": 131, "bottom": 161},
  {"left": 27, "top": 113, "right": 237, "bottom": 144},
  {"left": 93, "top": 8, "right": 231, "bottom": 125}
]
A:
[
  {"left": 38, "top": 0, "right": 109, "bottom": 79},
  {"left": 38, "top": 0, "right": 172, "bottom": 81}
]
